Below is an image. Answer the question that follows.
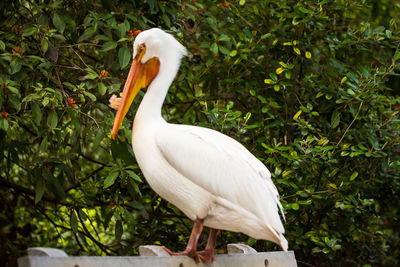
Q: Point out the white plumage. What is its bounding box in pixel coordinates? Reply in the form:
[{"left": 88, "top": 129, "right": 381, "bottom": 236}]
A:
[{"left": 110, "top": 28, "right": 287, "bottom": 261}]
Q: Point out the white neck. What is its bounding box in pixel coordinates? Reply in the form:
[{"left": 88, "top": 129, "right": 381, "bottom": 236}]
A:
[{"left": 135, "top": 54, "right": 181, "bottom": 122}]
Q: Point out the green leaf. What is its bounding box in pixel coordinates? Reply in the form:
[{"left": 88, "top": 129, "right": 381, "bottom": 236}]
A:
[
  {"left": 47, "top": 110, "right": 58, "bottom": 129},
  {"left": 10, "top": 60, "right": 22, "bottom": 74},
  {"left": 42, "top": 97, "right": 50, "bottom": 107},
  {"left": 218, "top": 45, "right": 230, "bottom": 56},
  {"left": 70, "top": 210, "right": 78, "bottom": 233},
  {"left": 118, "top": 46, "right": 131, "bottom": 69},
  {"left": 79, "top": 209, "right": 88, "bottom": 221},
  {"left": 298, "top": 6, "right": 314, "bottom": 14},
  {"left": 117, "top": 23, "right": 128, "bottom": 39},
  {"left": 126, "top": 170, "right": 143, "bottom": 183},
  {"left": 129, "top": 178, "right": 142, "bottom": 197},
  {"left": 162, "top": 13, "right": 171, "bottom": 27},
  {"left": 276, "top": 67, "right": 284, "bottom": 74},
  {"left": 350, "top": 171, "right": 358, "bottom": 181},
  {"left": 102, "top": 41, "right": 117, "bottom": 52},
  {"left": 35, "top": 176, "right": 45, "bottom": 204},
  {"left": 293, "top": 110, "right": 302, "bottom": 119},
  {"left": 299, "top": 199, "right": 312, "bottom": 205},
  {"left": 23, "top": 26, "right": 36, "bottom": 36},
  {"left": 269, "top": 72, "right": 278, "bottom": 81},
  {"left": 0, "top": 119, "right": 9, "bottom": 131},
  {"left": 322, "top": 247, "right": 330, "bottom": 254},
  {"left": 78, "top": 26, "right": 96, "bottom": 42},
  {"left": 219, "top": 34, "right": 230, "bottom": 42},
  {"left": 210, "top": 43, "right": 218, "bottom": 55},
  {"left": 96, "top": 34, "right": 111, "bottom": 41},
  {"left": 83, "top": 91, "right": 96, "bottom": 102},
  {"left": 261, "top": 33, "right": 271, "bottom": 40},
  {"left": 63, "top": 82, "right": 76, "bottom": 89},
  {"left": 394, "top": 51, "right": 400, "bottom": 61},
  {"left": 348, "top": 194, "right": 358, "bottom": 205},
  {"left": 31, "top": 102, "right": 42, "bottom": 125},
  {"left": 331, "top": 110, "right": 340, "bottom": 129},
  {"left": 0, "top": 40, "right": 5, "bottom": 50},
  {"left": 7, "top": 86, "right": 20, "bottom": 96},
  {"left": 41, "top": 38, "right": 49, "bottom": 53},
  {"left": 52, "top": 14, "right": 66, "bottom": 33},
  {"left": 347, "top": 88, "right": 355, "bottom": 96},
  {"left": 98, "top": 82, "right": 107, "bottom": 96},
  {"left": 54, "top": 34, "right": 66, "bottom": 41},
  {"left": 245, "top": 238, "right": 256, "bottom": 247},
  {"left": 264, "top": 79, "right": 272, "bottom": 84},
  {"left": 83, "top": 73, "right": 98, "bottom": 80},
  {"left": 39, "top": 136, "right": 48, "bottom": 152},
  {"left": 104, "top": 172, "right": 119, "bottom": 188}
]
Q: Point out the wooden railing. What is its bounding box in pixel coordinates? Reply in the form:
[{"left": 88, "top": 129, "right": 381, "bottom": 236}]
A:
[{"left": 18, "top": 245, "right": 297, "bottom": 267}]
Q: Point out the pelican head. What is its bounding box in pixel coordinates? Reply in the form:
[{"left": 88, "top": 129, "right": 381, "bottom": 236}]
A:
[
  {"left": 133, "top": 28, "right": 187, "bottom": 63},
  {"left": 111, "top": 28, "right": 187, "bottom": 139}
]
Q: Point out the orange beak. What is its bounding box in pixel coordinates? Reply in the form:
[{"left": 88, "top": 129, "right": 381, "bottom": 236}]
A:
[{"left": 111, "top": 49, "right": 160, "bottom": 139}]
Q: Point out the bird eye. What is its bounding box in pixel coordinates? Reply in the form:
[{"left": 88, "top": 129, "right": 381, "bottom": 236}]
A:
[{"left": 139, "top": 45, "right": 144, "bottom": 51}]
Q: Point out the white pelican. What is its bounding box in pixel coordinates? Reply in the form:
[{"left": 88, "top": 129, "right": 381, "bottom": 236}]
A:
[{"left": 110, "top": 28, "right": 287, "bottom": 262}]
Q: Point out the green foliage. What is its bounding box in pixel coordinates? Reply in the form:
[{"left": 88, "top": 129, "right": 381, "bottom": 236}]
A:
[{"left": 1, "top": 0, "right": 399, "bottom": 266}]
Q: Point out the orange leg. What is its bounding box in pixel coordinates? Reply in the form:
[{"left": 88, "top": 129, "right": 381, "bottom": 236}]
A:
[
  {"left": 162, "top": 218, "right": 204, "bottom": 262},
  {"left": 198, "top": 228, "right": 219, "bottom": 263}
]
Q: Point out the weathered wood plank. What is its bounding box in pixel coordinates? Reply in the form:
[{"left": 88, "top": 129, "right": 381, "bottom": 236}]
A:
[{"left": 18, "top": 246, "right": 297, "bottom": 267}]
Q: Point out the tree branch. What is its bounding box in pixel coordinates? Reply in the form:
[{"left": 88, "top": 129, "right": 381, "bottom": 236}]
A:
[
  {"left": 0, "top": 175, "right": 60, "bottom": 204},
  {"left": 65, "top": 165, "right": 105, "bottom": 193},
  {"left": 25, "top": 195, "right": 113, "bottom": 255},
  {"left": 0, "top": 175, "right": 108, "bottom": 208},
  {"left": 76, "top": 207, "right": 114, "bottom": 254}
]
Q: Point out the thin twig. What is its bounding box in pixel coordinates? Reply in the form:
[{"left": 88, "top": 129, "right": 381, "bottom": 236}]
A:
[
  {"left": 80, "top": 153, "right": 108, "bottom": 166},
  {"left": 65, "top": 165, "right": 105, "bottom": 192},
  {"left": 58, "top": 43, "right": 102, "bottom": 48},
  {"left": 24, "top": 196, "right": 63, "bottom": 241},
  {"left": 230, "top": 3, "right": 254, "bottom": 28},
  {"left": 87, "top": 214, "right": 101, "bottom": 239},
  {"left": 336, "top": 101, "right": 364, "bottom": 148},
  {"left": 72, "top": 230, "right": 86, "bottom": 252},
  {"left": 56, "top": 64, "right": 83, "bottom": 70},
  {"left": 76, "top": 208, "right": 113, "bottom": 254},
  {"left": 71, "top": 48, "right": 90, "bottom": 69},
  {"left": 29, "top": 198, "right": 111, "bottom": 254},
  {"left": 296, "top": 260, "right": 316, "bottom": 267},
  {"left": 76, "top": 109, "right": 100, "bottom": 128}
]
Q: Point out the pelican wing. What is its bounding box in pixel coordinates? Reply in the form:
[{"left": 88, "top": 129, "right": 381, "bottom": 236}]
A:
[{"left": 156, "top": 123, "right": 285, "bottom": 238}]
